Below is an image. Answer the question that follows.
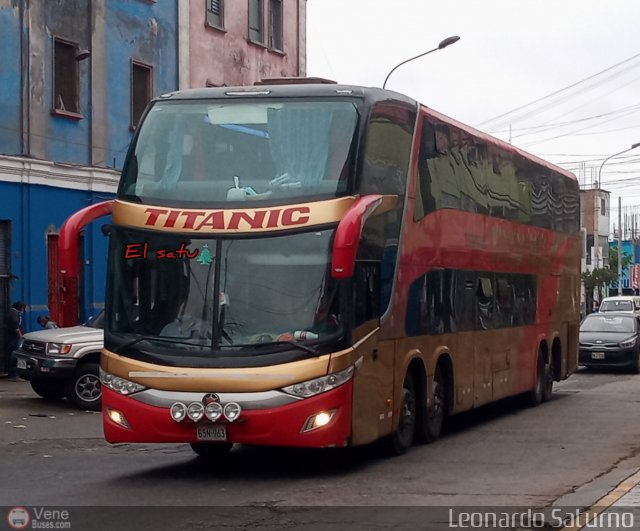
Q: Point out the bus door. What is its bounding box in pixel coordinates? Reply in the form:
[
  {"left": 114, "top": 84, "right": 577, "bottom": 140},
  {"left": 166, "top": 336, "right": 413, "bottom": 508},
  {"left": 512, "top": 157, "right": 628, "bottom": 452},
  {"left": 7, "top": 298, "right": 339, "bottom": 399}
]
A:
[{"left": 348, "top": 261, "right": 394, "bottom": 445}]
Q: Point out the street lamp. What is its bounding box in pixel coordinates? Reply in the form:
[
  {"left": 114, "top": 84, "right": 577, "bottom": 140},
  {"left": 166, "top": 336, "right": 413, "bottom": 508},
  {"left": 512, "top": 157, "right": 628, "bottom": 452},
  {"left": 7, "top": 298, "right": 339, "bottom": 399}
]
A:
[
  {"left": 597, "top": 142, "right": 640, "bottom": 187},
  {"left": 382, "top": 35, "right": 460, "bottom": 90},
  {"left": 598, "top": 142, "right": 640, "bottom": 295}
]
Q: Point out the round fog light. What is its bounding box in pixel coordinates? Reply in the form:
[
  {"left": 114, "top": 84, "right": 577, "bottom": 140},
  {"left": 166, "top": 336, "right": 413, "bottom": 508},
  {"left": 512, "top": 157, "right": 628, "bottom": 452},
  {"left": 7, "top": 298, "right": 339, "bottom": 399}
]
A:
[
  {"left": 223, "top": 402, "right": 242, "bottom": 422},
  {"left": 187, "top": 402, "right": 205, "bottom": 422},
  {"left": 314, "top": 411, "right": 332, "bottom": 427},
  {"left": 204, "top": 402, "right": 223, "bottom": 421},
  {"left": 170, "top": 402, "right": 187, "bottom": 423}
]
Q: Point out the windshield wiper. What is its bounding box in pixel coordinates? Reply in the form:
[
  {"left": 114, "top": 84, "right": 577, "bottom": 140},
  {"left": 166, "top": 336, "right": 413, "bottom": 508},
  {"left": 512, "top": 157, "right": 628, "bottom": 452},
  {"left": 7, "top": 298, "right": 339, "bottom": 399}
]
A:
[
  {"left": 220, "top": 339, "right": 318, "bottom": 355},
  {"left": 113, "top": 335, "right": 205, "bottom": 354}
]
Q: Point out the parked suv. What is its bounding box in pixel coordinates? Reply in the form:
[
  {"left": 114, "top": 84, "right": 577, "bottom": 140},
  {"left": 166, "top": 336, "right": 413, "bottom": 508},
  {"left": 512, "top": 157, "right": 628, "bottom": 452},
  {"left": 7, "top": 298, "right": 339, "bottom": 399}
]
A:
[
  {"left": 599, "top": 296, "right": 640, "bottom": 314},
  {"left": 14, "top": 312, "right": 103, "bottom": 410}
]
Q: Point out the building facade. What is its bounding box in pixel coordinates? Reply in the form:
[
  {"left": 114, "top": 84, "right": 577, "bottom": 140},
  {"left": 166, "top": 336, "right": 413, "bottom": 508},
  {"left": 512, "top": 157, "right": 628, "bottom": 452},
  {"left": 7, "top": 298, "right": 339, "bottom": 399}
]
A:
[
  {"left": 579, "top": 187, "right": 611, "bottom": 309},
  {"left": 0, "top": 1, "right": 306, "bottom": 355},
  {"left": 580, "top": 187, "right": 611, "bottom": 272}
]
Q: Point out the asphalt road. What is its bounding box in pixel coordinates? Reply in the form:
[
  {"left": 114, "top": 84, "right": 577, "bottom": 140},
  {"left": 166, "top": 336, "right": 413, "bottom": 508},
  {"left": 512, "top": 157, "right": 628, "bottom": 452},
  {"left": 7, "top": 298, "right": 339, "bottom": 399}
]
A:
[{"left": 1, "top": 369, "right": 640, "bottom": 530}]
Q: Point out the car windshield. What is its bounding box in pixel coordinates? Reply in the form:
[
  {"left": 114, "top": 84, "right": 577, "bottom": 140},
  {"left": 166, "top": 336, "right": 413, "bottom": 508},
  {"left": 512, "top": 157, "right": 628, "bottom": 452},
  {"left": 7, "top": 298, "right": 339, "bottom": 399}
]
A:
[
  {"left": 600, "top": 300, "right": 634, "bottom": 312},
  {"left": 119, "top": 98, "right": 359, "bottom": 205},
  {"left": 580, "top": 315, "right": 636, "bottom": 333},
  {"left": 106, "top": 227, "right": 342, "bottom": 356}
]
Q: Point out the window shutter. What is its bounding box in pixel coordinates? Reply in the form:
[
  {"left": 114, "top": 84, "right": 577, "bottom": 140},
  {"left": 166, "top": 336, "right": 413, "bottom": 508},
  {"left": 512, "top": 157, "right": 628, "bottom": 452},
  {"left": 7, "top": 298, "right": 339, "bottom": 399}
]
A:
[{"left": 208, "top": 0, "right": 221, "bottom": 15}]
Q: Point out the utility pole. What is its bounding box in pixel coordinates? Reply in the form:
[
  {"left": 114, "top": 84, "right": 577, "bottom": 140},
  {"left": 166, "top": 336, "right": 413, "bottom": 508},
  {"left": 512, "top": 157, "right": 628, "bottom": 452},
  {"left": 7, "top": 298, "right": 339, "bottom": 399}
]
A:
[{"left": 619, "top": 196, "right": 623, "bottom": 295}]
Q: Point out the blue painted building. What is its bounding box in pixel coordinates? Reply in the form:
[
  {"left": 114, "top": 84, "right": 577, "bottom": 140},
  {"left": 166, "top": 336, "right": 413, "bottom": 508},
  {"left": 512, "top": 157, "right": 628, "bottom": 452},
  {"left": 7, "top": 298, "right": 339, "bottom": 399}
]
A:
[{"left": 0, "top": 1, "right": 179, "bottom": 350}]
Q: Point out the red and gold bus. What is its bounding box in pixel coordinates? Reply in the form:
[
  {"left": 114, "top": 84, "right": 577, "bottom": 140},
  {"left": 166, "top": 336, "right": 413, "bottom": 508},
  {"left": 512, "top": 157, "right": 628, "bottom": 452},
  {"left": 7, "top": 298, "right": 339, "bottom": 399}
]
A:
[{"left": 101, "top": 82, "right": 580, "bottom": 457}]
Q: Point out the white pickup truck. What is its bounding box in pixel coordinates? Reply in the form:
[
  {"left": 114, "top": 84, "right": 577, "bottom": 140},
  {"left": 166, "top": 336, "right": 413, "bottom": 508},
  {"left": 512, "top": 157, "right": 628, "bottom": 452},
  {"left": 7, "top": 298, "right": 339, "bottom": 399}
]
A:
[{"left": 14, "top": 312, "right": 103, "bottom": 411}]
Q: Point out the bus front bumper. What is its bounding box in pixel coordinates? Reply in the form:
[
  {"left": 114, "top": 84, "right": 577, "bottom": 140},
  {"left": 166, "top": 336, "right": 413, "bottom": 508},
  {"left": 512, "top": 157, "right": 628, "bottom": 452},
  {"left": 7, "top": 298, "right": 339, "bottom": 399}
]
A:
[{"left": 102, "top": 381, "right": 353, "bottom": 448}]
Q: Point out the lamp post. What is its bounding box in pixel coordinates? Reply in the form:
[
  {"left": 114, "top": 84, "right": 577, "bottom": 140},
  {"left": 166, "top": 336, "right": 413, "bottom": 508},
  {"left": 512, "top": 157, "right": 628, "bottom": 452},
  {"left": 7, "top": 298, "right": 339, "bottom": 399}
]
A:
[
  {"left": 382, "top": 35, "right": 460, "bottom": 90},
  {"left": 598, "top": 142, "right": 640, "bottom": 295},
  {"left": 597, "top": 142, "right": 640, "bottom": 187}
]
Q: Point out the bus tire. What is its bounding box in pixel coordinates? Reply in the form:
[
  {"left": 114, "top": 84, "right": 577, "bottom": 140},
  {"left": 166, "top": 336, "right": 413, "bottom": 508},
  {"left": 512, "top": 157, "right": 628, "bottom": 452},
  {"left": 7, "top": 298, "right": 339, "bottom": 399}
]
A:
[
  {"left": 383, "top": 371, "right": 417, "bottom": 456},
  {"left": 542, "top": 352, "right": 554, "bottom": 402},
  {"left": 419, "top": 363, "right": 446, "bottom": 443},
  {"left": 30, "top": 379, "right": 65, "bottom": 401},
  {"left": 523, "top": 351, "right": 546, "bottom": 407},
  {"left": 65, "top": 362, "right": 102, "bottom": 411},
  {"left": 190, "top": 442, "right": 234, "bottom": 459}
]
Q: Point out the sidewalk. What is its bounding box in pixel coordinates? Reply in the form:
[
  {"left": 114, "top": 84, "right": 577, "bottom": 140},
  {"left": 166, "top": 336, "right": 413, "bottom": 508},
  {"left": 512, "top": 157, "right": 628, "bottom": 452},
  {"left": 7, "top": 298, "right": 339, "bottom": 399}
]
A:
[{"left": 560, "top": 469, "right": 640, "bottom": 530}]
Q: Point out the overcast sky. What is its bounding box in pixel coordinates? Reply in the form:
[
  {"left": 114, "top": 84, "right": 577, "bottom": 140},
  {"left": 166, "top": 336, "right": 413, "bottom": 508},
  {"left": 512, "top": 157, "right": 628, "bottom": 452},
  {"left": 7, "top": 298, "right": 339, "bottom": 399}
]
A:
[{"left": 306, "top": 0, "right": 640, "bottom": 231}]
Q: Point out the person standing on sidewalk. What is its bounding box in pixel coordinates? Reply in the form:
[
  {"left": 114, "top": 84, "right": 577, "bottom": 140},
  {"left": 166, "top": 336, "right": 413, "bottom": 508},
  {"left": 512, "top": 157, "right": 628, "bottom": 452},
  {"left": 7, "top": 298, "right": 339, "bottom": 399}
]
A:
[{"left": 4, "top": 301, "right": 26, "bottom": 381}]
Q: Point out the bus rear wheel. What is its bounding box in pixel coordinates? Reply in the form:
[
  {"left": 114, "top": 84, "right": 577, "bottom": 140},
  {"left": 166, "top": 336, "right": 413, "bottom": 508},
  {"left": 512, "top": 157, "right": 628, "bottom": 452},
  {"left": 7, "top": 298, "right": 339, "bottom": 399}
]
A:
[
  {"left": 384, "top": 372, "right": 416, "bottom": 456},
  {"left": 190, "top": 442, "right": 234, "bottom": 459},
  {"left": 524, "top": 351, "right": 550, "bottom": 407},
  {"left": 419, "top": 364, "right": 446, "bottom": 443}
]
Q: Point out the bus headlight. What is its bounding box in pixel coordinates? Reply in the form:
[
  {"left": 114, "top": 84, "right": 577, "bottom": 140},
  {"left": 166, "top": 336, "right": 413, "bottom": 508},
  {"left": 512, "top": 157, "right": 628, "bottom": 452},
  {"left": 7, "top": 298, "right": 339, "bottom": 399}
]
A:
[
  {"left": 187, "top": 402, "right": 205, "bottom": 422},
  {"left": 170, "top": 402, "right": 187, "bottom": 422},
  {"left": 223, "top": 402, "right": 242, "bottom": 422},
  {"left": 281, "top": 366, "right": 354, "bottom": 398},
  {"left": 204, "top": 402, "right": 223, "bottom": 422},
  {"left": 100, "top": 368, "right": 146, "bottom": 395},
  {"left": 302, "top": 409, "right": 336, "bottom": 433}
]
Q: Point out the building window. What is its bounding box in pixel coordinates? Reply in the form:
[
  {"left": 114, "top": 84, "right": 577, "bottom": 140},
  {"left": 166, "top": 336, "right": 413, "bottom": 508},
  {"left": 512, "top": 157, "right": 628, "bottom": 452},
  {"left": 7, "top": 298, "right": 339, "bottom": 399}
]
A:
[
  {"left": 206, "top": 0, "right": 224, "bottom": 29},
  {"left": 53, "top": 38, "right": 81, "bottom": 116},
  {"left": 601, "top": 198, "right": 607, "bottom": 216},
  {"left": 268, "top": 0, "right": 283, "bottom": 51},
  {"left": 131, "top": 61, "right": 153, "bottom": 129},
  {"left": 249, "top": 0, "right": 264, "bottom": 44}
]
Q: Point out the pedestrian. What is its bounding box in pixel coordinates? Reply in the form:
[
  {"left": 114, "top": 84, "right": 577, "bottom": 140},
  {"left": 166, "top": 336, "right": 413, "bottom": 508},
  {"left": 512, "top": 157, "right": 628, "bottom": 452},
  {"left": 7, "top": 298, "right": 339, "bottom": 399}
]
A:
[
  {"left": 4, "top": 301, "right": 26, "bottom": 381},
  {"left": 37, "top": 315, "right": 58, "bottom": 330}
]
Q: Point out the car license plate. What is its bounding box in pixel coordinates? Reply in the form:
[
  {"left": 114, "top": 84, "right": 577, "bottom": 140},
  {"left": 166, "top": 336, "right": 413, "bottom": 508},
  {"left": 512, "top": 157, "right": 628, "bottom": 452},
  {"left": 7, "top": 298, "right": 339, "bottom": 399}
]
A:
[
  {"left": 196, "top": 424, "right": 227, "bottom": 441},
  {"left": 591, "top": 352, "right": 605, "bottom": 360},
  {"left": 16, "top": 358, "right": 27, "bottom": 370}
]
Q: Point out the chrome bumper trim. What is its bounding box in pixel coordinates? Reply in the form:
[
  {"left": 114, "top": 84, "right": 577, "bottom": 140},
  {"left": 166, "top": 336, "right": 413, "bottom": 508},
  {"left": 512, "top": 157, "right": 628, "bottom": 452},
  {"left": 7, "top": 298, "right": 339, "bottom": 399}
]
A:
[{"left": 130, "top": 387, "right": 302, "bottom": 410}]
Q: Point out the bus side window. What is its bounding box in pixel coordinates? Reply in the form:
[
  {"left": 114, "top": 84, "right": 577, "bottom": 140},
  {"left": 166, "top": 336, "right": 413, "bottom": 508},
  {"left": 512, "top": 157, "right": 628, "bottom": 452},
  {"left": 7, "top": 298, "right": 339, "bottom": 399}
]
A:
[
  {"left": 512, "top": 275, "right": 537, "bottom": 326},
  {"left": 476, "top": 276, "right": 494, "bottom": 330},
  {"left": 495, "top": 274, "right": 514, "bottom": 328}
]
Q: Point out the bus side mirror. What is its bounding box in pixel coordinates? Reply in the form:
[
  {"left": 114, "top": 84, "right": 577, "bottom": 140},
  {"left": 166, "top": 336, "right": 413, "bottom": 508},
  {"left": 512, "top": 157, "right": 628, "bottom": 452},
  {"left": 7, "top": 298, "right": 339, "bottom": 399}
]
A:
[{"left": 331, "top": 194, "right": 398, "bottom": 279}]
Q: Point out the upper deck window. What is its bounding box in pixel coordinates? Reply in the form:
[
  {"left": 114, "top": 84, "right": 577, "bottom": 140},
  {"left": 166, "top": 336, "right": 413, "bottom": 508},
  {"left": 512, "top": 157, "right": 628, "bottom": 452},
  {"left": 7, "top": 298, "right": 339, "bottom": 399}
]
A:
[{"left": 119, "top": 99, "right": 360, "bottom": 205}]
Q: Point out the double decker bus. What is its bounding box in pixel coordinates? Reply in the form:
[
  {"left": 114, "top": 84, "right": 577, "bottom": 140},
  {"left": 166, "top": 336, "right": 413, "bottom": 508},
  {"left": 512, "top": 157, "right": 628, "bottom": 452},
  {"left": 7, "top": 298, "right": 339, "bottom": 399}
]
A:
[{"left": 101, "top": 82, "right": 581, "bottom": 457}]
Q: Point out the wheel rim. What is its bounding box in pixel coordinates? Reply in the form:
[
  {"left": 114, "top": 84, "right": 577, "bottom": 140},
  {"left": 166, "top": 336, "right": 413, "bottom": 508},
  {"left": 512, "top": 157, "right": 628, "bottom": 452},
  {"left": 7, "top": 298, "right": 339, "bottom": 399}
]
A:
[
  {"left": 429, "top": 376, "right": 444, "bottom": 426},
  {"left": 546, "top": 360, "right": 554, "bottom": 389},
  {"left": 398, "top": 386, "right": 416, "bottom": 440},
  {"left": 75, "top": 374, "right": 101, "bottom": 403}
]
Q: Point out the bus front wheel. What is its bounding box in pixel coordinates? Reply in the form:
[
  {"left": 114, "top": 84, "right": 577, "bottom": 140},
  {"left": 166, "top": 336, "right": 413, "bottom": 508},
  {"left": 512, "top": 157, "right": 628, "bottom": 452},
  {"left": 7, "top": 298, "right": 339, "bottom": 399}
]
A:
[{"left": 383, "top": 372, "right": 417, "bottom": 456}]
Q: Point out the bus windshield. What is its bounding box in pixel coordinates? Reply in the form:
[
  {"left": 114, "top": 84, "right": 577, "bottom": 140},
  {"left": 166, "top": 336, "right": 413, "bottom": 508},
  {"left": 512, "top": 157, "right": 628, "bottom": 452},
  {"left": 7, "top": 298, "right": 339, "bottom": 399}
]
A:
[
  {"left": 106, "top": 227, "right": 342, "bottom": 356},
  {"left": 119, "top": 99, "right": 359, "bottom": 205}
]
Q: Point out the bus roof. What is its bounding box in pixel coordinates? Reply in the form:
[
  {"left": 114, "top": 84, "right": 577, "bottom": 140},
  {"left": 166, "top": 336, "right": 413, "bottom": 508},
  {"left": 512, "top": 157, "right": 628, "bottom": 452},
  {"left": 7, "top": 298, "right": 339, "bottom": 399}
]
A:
[{"left": 155, "top": 83, "right": 416, "bottom": 106}]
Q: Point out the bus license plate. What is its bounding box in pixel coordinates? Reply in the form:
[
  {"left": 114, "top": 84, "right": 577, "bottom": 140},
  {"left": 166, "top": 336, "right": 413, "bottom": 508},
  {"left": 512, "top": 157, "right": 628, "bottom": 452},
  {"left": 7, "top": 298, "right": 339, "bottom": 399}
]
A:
[
  {"left": 591, "top": 352, "right": 605, "bottom": 360},
  {"left": 197, "top": 425, "right": 227, "bottom": 441}
]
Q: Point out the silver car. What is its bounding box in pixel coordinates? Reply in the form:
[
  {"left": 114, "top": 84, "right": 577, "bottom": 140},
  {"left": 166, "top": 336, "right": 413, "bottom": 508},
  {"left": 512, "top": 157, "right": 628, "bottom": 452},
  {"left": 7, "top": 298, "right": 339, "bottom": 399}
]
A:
[{"left": 14, "top": 312, "right": 103, "bottom": 410}]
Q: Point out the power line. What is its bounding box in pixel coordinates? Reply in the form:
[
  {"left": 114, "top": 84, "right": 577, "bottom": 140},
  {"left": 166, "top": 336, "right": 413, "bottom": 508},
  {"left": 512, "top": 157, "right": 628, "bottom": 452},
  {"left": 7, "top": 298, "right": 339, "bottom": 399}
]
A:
[{"left": 475, "top": 51, "right": 640, "bottom": 128}]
